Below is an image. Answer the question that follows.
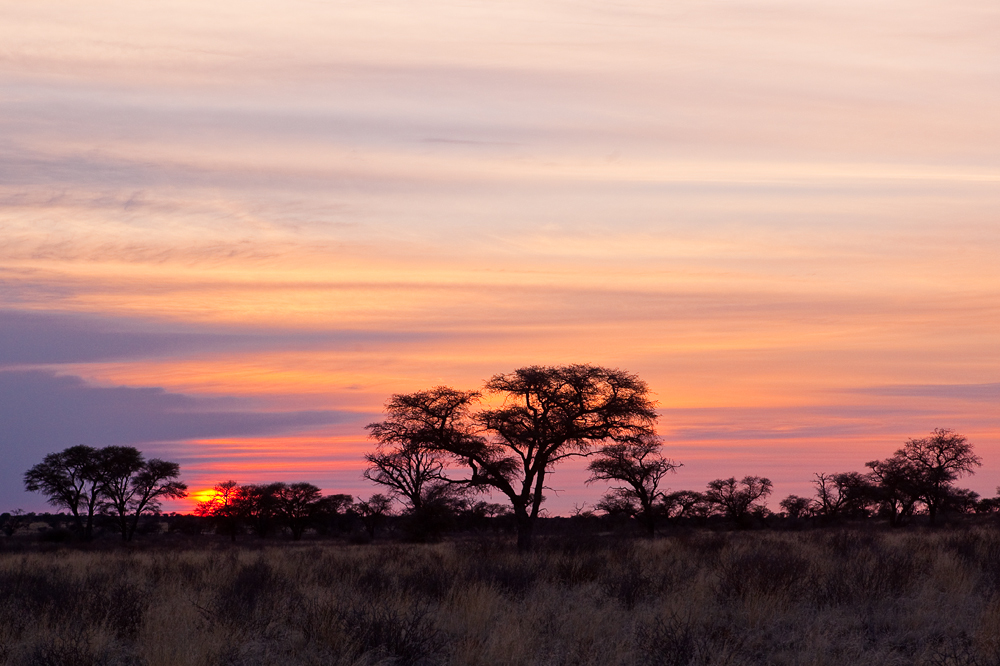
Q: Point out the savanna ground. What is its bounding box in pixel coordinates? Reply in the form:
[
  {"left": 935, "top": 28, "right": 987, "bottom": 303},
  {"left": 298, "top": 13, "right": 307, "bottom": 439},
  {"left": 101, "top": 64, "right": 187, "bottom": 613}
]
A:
[{"left": 3, "top": 526, "right": 1000, "bottom": 666}]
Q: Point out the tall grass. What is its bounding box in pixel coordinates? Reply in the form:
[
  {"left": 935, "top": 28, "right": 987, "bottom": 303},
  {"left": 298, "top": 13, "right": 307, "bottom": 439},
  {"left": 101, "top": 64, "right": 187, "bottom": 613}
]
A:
[{"left": 2, "top": 528, "right": 1000, "bottom": 665}]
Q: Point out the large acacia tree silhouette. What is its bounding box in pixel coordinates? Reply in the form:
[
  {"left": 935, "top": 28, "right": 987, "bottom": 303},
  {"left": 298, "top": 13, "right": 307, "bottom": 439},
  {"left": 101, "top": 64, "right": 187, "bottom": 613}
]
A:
[{"left": 366, "top": 364, "right": 659, "bottom": 550}]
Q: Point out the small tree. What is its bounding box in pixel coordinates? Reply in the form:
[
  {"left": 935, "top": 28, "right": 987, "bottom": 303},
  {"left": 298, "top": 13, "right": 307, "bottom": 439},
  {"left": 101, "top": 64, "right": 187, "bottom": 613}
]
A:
[
  {"left": 239, "top": 483, "right": 284, "bottom": 537},
  {"left": 865, "top": 455, "right": 920, "bottom": 527},
  {"left": 1, "top": 510, "right": 29, "bottom": 537},
  {"left": 586, "top": 436, "right": 680, "bottom": 535},
  {"left": 23, "top": 445, "right": 104, "bottom": 540},
  {"left": 898, "top": 429, "right": 981, "bottom": 525},
  {"left": 195, "top": 480, "right": 244, "bottom": 541},
  {"left": 704, "top": 476, "right": 772, "bottom": 526},
  {"left": 274, "top": 482, "right": 323, "bottom": 540},
  {"left": 867, "top": 429, "right": 980, "bottom": 526},
  {"left": 812, "top": 472, "right": 873, "bottom": 520},
  {"left": 363, "top": 438, "right": 458, "bottom": 514},
  {"left": 661, "top": 490, "right": 709, "bottom": 524},
  {"left": 779, "top": 495, "right": 814, "bottom": 520},
  {"left": 354, "top": 494, "right": 394, "bottom": 539},
  {"left": 100, "top": 446, "right": 187, "bottom": 541}
]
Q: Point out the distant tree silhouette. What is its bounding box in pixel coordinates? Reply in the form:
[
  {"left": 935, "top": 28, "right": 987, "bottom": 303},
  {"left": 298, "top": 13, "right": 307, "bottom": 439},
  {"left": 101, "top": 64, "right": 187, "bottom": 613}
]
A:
[
  {"left": 812, "top": 472, "right": 874, "bottom": 520},
  {"left": 100, "top": 446, "right": 187, "bottom": 541},
  {"left": 354, "top": 494, "right": 394, "bottom": 539},
  {"left": 364, "top": 438, "right": 447, "bottom": 510},
  {"left": 314, "top": 493, "right": 354, "bottom": 534},
  {"left": 779, "top": 495, "right": 814, "bottom": 520},
  {"left": 661, "top": 490, "right": 709, "bottom": 524},
  {"left": 868, "top": 429, "right": 980, "bottom": 525},
  {"left": 898, "top": 429, "right": 980, "bottom": 525},
  {"left": 974, "top": 489, "right": 1000, "bottom": 515},
  {"left": 23, "top": 445, "right": 105, "bottom": 540},
  {"left": 238, "top": 483, "right": 284, "bottom": 537},
  {"left": 274, "top": 482, "right": 324, "bottom": 540},
  {"left": 0, "top": 509, "right": 29, "bottom": 537},
  {"left": 945, "top": 487, "right": 981, "bottom": 515},
  {"left": 704, "top": 476, "right": 772, "bottom": 526},
  {"left": 587, "top": 436, "right": 680, "bottom": 535},
  {"left": 865, "top": 455, "right": 920, "bottom": 526},
  {"left": 367, "top": 365, "right": 659, "bottom": 550},
  {"left": 195, "top": 480, "right": 244, "bottom": 541}
]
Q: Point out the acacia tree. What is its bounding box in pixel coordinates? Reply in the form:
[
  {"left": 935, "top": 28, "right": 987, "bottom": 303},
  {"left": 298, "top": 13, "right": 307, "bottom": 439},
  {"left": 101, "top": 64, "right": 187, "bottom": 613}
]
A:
[
  {"left": 363, "top": 439, "right": 453, "bottom": 514},
  {"left": 274, "top": 482, "right": 323, "bottom": 540},
  {"left": 586, "top": 436, "right": 680, "bottom": 535},
  {"left": 865, "top": 455, "right": 920, "bottom": 526},
  {"left": 812, "top": 472, "right": 873, "bottom": 520},
  {"left": 661, "top": 490, "right": 709, "bottom": 524},
  {"left": 704, "top": 476, "right": 772, "bottom": 526},
  {"left": 100, "top": 446, "right": 187, "bottom": 541},
  {"left": 881, "top": 429, "right": 981, "bottom": 525},
  {"left": 779, "top": 495, "right": 814, "bottom": 520},
  {"left": 354, "top": 493, "right": 394, "bottom": 539},
  {"left": 23, "top": 445, "right": 105, "bottom": 540},
  {"left": 366, "top": 365, "right": 659, "bottom": 550},
  {"left": 195, "top": 480, "right": 244, "bottom": 541},
  {"left": 238, "top": 483, "right": 284, "bottom": 537}
]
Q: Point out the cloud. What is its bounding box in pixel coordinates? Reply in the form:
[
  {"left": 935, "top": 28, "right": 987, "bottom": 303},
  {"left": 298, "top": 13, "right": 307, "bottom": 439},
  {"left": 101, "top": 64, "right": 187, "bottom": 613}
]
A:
[
  {"left": 849, "top": 383, "right": 1000, "bottom": 402},
  {"left": 0, "top": 369, "right": 352, "bottom": 510},
  {"left": 0, "top": 309, "right": 427, "bottom": 366}
]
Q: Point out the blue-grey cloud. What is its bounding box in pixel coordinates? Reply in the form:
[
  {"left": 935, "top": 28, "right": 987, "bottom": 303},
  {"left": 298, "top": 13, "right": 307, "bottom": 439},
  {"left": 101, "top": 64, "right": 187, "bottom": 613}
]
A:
[
  {"left": 0, "top": 369, "right": 352, "bottom": 511},
  {"left": 849, "top": 383, "right": 1000, "bottom": 402},
  {"left": 0, "top": 309, "right": 426, "bottom": 366}
]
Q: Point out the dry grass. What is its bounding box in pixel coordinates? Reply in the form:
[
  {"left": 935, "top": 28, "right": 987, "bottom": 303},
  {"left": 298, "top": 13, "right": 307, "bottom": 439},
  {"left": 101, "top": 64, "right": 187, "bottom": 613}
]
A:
[{"left": 3, "top": 527, "right": 1000, "bottom": 665}]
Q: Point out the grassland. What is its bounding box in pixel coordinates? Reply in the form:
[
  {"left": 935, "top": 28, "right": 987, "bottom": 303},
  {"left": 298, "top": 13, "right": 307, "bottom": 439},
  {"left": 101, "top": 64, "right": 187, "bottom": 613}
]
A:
[{"left": 2, "top": 527, "right": 1000, "bottom": 666}]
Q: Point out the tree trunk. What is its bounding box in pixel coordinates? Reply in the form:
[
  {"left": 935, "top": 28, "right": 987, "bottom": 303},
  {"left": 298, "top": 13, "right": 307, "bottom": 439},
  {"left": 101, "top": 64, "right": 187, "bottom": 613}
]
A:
[
  {"left": 515, "top": 511, "right": 534, "bottom": 552},
  {"left": 642, "top": 511, "right": 656, "bottom": 537}
]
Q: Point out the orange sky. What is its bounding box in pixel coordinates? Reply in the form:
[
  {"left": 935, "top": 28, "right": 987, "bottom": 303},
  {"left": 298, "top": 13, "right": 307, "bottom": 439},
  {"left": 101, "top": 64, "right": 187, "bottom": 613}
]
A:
[{"left": 2, "top": 0, "right": 999, "bottom": 513}]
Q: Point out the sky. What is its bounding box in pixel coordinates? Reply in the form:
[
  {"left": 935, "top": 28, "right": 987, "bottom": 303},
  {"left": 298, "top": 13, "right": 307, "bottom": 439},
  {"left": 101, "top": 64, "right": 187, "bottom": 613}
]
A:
[{"left": 2, "top": 0, "right": 999, "bottom": 514}]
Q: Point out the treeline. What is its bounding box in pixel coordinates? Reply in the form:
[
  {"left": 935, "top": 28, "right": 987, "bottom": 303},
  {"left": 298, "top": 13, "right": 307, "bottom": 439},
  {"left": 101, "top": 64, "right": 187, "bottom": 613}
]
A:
[
  {"left": 15, "top": 364, "right": 1000, "bottom": 547},
  {"left": 361, "top": 365, "right": 999, "bottom": 548},
  {"left": 191, "top": 480, "right": 512, "bottom": 543}
]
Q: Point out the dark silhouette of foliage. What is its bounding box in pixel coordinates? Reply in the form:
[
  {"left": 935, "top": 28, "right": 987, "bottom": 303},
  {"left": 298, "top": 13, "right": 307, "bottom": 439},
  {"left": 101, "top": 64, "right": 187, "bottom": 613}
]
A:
[
  {"left": 704, "top": 476, "right": 772, "bottom": 525},
  {"left": 367, "top": 365, "right": 659, "bottom": 550},
  {"left": 24, "top": 444, "right": 185, "bottom": 541},
  {"left": 865, "top": 455, "right": 920, "bottom": 526},
  {"left": 194, "top": 480, "right": 243, "bottom": 541},
  {"left": 363, "top": 431, "right": 472, "bottom": 540},
  {"left": 0, "top": 509, "right": 29, "bottom": 537},
  {"left": 779, "top": 494, "right": 814, "bottom": 520},
  {"left": 195, "top": 480, "right": 331, "bottom": 540},
  {"left": 23, "top": 445, "right": 104, "bottom": 540},
  {"left": 355, "top": 494, "right": 394, "bottom": 539},
  {"left": 587, "top": 436, "right": 680, "bottom": 535},
  {"left": 274, "top": 482, "right": 324, "bottom": 540},
  {"left": 363, "top": 439, "right": 452, "bottom": 512},
  {"left": 660, "top": 490, "right": 709, "bottom": 524},
  {"left": 238, "top": 482, "right": 284, "bottom": 537},
  {"left": 812, "top": 471, "right": 875, "bottom": 520},
  {"left": 898, "top": 428, "right": 981, "bottom": 525},
  {"left": 100, "top": 446, "right": 187, "bottom": 541},
  {"left": 868, "top": 429, "right": 980, "bottom": 525},
  {"left": 474, "top": 365, "right": 659, "bottom": 550}
]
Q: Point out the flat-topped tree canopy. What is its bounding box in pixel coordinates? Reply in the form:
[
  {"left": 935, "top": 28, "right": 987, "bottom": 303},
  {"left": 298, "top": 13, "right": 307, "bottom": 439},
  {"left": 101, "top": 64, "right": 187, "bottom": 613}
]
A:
[{"left": 366, "top": 364, "right": 660, "bottom": 550}]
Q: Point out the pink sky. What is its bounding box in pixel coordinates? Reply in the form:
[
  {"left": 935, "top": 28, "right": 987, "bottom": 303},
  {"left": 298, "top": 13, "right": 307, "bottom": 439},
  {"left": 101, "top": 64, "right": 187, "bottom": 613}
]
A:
[{"left": 2, "top": 0, "right": 999, "bottom": 513}]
